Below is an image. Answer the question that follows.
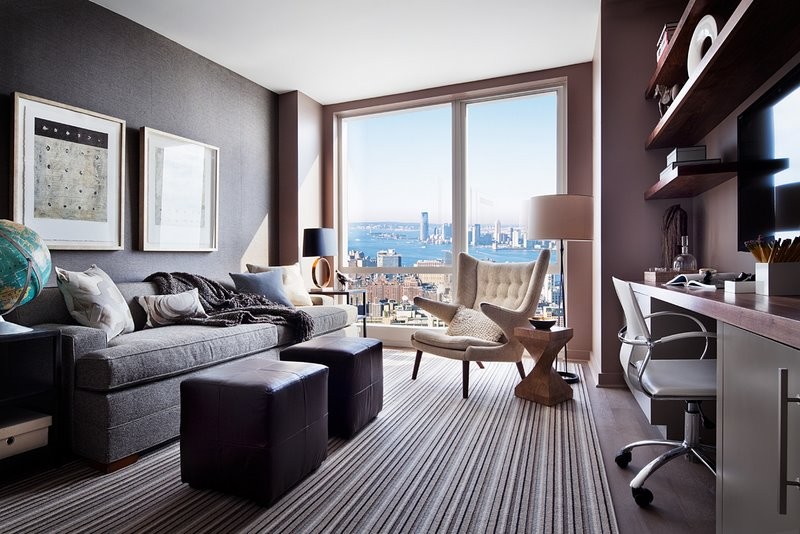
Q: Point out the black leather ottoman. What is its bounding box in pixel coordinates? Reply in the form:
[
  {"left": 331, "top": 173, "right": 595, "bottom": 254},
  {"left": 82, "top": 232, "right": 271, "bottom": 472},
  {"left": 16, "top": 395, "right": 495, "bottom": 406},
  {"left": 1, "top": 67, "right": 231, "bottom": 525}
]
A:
[
  {"left": 281, "top": 337, "right": 383, "bottom": 438},
  {"left": 180, "top": 358, "right": 328, "bottom": 506}
]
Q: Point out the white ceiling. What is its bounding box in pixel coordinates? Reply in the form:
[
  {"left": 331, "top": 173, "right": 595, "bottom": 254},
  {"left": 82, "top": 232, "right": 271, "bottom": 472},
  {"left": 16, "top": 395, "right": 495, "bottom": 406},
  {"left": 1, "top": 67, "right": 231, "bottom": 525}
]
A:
[{"left": 90, "top": 0, "right": 600, "bottom": 105}]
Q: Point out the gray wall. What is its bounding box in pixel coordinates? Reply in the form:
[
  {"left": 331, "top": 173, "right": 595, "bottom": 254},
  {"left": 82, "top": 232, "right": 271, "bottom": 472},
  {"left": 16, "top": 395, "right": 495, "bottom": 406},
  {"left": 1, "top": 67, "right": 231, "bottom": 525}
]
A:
[{"left": 0, "top": 0, "right": 277, "bottom": 283}]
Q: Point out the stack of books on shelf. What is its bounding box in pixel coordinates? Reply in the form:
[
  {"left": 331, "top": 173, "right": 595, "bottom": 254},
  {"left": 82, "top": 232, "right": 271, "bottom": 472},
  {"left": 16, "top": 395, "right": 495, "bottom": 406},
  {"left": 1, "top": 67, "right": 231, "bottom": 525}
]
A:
[
  {"left": 659, "top": 145, "right": 721, "bottom": 180},
  {"left": 656, "top": 22, "right": 678, "bottom": 61}
]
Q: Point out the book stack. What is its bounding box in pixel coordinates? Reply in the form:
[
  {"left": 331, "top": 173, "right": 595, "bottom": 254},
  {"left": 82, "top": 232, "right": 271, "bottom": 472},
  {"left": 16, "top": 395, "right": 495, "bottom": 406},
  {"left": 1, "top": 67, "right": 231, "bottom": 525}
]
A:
[
  {"left": 656, "top": 22, "right": 678, "bottom": 61},
  {"left": 659, "top": 145, "right": 721, "bottom": 180}
]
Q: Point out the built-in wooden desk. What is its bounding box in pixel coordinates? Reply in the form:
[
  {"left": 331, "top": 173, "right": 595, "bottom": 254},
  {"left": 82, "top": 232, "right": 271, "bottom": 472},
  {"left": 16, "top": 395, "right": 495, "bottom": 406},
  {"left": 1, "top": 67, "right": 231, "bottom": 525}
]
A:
[
  {"left": 630, "top": 281, "right": 800, "bottom": 349},
  {"left": 629, "top": 281, "right": 800, "bottom": 533}
]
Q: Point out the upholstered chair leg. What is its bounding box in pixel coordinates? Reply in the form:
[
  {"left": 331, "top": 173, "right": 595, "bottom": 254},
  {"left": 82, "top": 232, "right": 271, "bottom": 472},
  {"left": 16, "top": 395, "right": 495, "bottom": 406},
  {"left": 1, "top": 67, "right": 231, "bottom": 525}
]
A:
[
  {"left": 516, "top": 361, "right": 526, "bottom": 379},
  {"left": 412, "top": 350, "right": 422, "bottom": 379},
  {"left": 462, "top": 361, "right": 469, "bottom": 398},
  {"left": 476, "top": 361, "right": 485, "bottom": 369}
]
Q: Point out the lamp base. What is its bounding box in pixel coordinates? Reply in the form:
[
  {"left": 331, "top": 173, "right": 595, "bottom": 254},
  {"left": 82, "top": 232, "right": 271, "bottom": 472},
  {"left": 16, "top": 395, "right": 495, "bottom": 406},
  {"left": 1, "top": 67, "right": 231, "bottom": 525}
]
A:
[
  {"left": 557, "top": 370, "right": 580, "bottom": 384},
  {"left": 311, "top": 257, "right": 332, "bottom": 288}
]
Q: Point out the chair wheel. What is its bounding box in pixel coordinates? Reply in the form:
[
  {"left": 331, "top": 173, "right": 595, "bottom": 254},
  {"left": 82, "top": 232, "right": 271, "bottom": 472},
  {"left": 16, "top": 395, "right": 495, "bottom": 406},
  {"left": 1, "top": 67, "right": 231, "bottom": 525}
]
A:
[
  {"left": 615, "top": 450, "right": 632, "bottom": 468},
  {"left": 632, "top": 487, "right": 653, "bottom": 507}
]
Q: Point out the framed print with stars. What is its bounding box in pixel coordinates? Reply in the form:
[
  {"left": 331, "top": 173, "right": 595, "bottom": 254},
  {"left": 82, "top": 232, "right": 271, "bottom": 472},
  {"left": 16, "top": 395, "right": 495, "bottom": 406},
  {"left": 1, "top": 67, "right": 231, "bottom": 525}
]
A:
[
  {"left": 140, "top": 127, "right": 219, "bottom": 251},
  {"left": 12, "top": 93, "right": 126, "bottom": 250}
]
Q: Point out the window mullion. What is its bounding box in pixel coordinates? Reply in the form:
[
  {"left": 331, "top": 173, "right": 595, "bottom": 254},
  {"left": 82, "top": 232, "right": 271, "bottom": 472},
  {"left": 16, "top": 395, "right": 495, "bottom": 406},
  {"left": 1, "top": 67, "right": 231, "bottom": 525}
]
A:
[{"left": 452, "top": 100, "right": 467, "bottom": 279}]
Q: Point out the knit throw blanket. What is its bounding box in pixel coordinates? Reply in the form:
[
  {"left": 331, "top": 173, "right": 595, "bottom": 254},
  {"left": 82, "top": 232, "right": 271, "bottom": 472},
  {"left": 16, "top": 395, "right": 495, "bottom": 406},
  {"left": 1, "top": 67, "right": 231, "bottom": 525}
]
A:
[{"left": 145, "top": 272, "right": 313, "bottom": 342}]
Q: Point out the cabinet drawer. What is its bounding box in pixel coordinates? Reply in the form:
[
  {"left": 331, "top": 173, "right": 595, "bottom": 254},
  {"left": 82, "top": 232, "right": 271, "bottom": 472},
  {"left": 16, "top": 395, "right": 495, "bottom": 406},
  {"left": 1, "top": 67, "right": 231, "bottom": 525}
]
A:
[{"left": 0, "top": 409, "right": 52, "bottom": 460}]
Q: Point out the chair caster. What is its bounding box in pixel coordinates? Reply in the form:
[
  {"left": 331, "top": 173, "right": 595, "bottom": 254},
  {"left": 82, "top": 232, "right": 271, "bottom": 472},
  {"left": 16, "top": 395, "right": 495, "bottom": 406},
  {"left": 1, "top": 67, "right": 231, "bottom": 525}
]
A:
[
  {"left": 632, "top": 486, "right": 653, "bottom": 507},
  {"left": 615, "top": 450, "right": 632, "bottom": 468}
]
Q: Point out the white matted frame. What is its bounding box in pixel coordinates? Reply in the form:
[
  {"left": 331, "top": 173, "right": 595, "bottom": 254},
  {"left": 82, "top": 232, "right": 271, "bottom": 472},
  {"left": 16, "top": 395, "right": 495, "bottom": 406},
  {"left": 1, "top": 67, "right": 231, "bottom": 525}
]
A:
[
  {"left": 140, "top": 127, "right": 219, "bottom": 251},
  {"left": 12, "top": 93, "right": 126, "bottom": 250}
]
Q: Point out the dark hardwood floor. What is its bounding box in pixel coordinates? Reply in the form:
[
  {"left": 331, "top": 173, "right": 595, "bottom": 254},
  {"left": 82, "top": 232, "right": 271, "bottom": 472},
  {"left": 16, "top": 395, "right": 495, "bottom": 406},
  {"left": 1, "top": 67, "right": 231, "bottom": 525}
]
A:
[{"left": 582, "top": 364, "right": 716, "bottom": 534}]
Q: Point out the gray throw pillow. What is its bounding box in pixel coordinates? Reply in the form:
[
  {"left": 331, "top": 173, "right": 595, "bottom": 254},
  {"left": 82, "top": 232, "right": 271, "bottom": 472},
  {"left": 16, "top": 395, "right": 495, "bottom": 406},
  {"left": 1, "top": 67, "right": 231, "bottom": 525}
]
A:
[
  {"left": 55, "top": 265, "right": 135, "bottom": 341},
  {"left": 246, "top": 262, "right": 313, "bottom": 306},
  {"left": 230, "top": 270, "right": 294, "bottom": 308},
  {"left": 446, "top": 305, "right": 504, "bottom": 342},
  {"left": 137, "top": 288, "right": 207, "bottom": 328}
]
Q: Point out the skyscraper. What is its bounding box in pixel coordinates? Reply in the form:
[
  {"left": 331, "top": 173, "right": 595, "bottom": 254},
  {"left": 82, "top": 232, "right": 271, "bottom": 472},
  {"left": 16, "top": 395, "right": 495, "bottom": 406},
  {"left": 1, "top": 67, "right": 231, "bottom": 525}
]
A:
[
  {"left": 472, "top": 223, "right": 481, "bottom": 246},
  {"left": 377, "top": 249, "right": 402, "bottom": 267},
  {"left": 494, "top": 220, "right": 501, "bottom": 243},
  {"left": 420, "top": 212, "right": 429, "bottom": 242}
]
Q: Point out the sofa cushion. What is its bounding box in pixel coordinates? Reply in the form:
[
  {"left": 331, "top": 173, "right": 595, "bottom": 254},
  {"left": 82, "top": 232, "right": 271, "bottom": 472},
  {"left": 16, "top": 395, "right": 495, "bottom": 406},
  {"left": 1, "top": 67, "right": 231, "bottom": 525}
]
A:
[
  {"left": 230, "top": 270, "right": 294, "bottom": 308},
  {"left": 275, "top": 304, "right": 357, "bottom": 345},
  {"left": 75, "top": 323, "right": 278, "bottom": 391},
  {"left": 56, "top": 265, "right": 135, "bottom": 341},
  {"left": 137, "top": 289, "right": 208, "bottom": 327},
  {"left": 246, "top": 263, "right": 313, "bottom": 306}
]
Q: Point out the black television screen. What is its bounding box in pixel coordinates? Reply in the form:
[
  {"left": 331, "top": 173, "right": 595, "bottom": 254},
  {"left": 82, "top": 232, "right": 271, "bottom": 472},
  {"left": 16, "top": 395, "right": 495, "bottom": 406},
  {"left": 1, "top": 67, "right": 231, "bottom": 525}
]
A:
[{"left": 737, "top": 62, "right": 800, "bottom": 251}]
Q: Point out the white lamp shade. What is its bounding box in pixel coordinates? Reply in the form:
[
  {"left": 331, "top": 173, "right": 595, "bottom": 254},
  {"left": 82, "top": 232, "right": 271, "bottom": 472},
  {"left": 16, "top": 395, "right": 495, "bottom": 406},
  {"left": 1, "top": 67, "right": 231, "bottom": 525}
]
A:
[{"left": 526, "top": 194, "right": 593, "bottom": 241}]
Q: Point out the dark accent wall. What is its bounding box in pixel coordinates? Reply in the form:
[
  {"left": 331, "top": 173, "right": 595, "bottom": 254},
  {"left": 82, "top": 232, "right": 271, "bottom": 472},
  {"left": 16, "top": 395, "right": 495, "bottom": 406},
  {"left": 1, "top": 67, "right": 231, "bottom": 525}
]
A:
[{"left": 0, "top": 0, "right": 277, "bottom": 283}]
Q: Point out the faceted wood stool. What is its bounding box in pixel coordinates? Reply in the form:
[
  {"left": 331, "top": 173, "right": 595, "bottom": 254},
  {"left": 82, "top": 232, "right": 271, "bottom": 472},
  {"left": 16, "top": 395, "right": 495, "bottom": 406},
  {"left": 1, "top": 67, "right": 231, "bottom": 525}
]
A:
[{"left": 513, "top": 326, "right": 574, "bottom": 406}]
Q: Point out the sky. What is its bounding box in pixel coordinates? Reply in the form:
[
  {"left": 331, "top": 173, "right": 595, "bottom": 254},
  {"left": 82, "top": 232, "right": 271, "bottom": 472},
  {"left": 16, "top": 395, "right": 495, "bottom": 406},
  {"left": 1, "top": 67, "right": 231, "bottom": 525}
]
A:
[{"left": 342, "top": 91, "right": 558, "bottom": 226}]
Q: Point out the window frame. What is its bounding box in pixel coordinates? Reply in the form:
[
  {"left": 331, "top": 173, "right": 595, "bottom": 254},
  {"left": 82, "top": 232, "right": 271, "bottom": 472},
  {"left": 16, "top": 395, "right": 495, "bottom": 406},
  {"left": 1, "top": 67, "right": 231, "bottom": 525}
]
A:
[{"left": 334, "top": 78, "right": 568, "bottom": 279}]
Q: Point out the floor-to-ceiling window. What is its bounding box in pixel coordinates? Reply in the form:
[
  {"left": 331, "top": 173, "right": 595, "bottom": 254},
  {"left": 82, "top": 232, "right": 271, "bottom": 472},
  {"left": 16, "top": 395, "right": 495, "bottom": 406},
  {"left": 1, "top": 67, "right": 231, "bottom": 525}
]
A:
[{"left": 337, "top": 82, "right": 565, "bottom": 335}]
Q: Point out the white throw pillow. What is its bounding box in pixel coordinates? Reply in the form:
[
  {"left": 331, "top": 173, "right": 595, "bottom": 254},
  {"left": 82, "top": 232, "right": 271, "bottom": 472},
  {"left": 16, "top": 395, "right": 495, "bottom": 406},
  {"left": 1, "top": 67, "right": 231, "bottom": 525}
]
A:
[
  {"left": 137, "top": 289, "right": 207, "bottom": 328},
  {"left": 446, "top": 305, "right": 504, "bottom": 342},
  {"left": 55, "top": 265, "right": 135, "bottom": 341},
  {"left": 246, "top": 262, "right": 313, "bottom": 306}
]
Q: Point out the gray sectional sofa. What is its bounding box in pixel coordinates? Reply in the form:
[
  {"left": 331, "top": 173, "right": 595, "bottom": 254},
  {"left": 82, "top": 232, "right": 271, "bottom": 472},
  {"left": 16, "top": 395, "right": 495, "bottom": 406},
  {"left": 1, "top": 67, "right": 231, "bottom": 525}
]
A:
[{"left": 6, "top": 281, "right": 357, "bottom": 471}]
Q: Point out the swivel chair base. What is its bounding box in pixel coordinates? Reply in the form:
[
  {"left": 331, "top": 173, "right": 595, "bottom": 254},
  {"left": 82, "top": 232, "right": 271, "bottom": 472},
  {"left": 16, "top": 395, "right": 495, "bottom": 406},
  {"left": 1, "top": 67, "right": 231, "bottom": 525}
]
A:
[{"left": 614, "top": 401, "right": 716, "bottom": 507}]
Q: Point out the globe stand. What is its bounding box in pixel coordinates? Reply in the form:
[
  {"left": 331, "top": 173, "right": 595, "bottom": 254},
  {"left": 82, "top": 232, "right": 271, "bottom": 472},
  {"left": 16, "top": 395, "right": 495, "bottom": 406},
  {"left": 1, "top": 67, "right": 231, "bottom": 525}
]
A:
[{"left": 0, "top": 316, "right": 33, "bottom": 335}]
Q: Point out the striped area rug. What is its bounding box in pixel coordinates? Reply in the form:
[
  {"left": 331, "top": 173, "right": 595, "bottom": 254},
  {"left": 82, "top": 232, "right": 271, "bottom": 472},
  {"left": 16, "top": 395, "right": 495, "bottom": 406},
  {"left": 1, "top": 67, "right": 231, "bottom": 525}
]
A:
[{"left": 0, "top": 349, "right": 618, "bottom": 533}]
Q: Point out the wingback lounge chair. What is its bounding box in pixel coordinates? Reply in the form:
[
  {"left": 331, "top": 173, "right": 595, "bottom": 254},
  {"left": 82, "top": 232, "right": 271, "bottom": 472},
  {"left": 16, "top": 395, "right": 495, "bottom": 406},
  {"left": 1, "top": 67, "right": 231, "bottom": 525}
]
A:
[{"left": 410, "top": 250, "right": 550, "bottom": 398}]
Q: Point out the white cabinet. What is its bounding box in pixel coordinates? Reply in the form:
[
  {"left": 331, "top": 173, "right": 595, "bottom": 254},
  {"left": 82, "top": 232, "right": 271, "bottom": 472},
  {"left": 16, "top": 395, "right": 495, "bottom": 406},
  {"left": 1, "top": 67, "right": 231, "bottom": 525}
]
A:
[{"left": 718, "top": 323, "right": 800, "bottom": 533}]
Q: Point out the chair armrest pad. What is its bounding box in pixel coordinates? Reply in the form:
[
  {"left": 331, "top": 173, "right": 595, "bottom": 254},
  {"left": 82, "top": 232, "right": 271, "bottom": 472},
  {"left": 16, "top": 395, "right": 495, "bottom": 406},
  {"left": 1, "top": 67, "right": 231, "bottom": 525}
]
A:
[{"left": 414, "top": 297, "right": 459, "bottom": 322}]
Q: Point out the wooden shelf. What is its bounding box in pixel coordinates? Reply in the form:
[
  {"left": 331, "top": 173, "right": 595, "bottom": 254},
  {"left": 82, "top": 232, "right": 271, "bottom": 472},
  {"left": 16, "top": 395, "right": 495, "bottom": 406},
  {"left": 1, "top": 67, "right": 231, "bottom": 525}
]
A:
[
  {"left": 645, "top": 0, "right": 800, "bottom": 149},
  {"left": 645, "top": 162, "right": 738, "bottom": 200},
  {"left": 645, "top": 0, "right": 727, "bottom": 100}
]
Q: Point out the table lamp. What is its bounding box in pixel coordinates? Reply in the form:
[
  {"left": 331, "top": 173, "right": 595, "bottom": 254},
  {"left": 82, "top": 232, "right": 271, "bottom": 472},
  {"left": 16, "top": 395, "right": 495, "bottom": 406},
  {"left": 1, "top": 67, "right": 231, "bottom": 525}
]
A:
[
  {"left": 302, "top": 228, "right": 337, "bottom": 289},
  {"left": 526, "top": 194, "right": 593, "bottom": 383}
]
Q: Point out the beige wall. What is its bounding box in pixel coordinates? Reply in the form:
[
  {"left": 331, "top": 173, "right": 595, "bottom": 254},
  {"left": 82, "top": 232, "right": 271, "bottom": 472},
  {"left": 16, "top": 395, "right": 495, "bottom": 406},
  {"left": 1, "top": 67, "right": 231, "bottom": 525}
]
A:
[{"left": 322, "top": 64, "right": 595, "bottom": 359}]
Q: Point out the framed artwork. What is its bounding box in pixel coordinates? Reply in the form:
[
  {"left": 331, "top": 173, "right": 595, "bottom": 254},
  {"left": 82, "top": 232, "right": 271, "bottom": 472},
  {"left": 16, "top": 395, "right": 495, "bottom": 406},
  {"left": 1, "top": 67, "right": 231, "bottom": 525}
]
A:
[
  {"left": 12, "top": 93, "right": 126, "bottom": 250},
  {"left": 140, "top": 127, "right": 219, "bottom": 251}
]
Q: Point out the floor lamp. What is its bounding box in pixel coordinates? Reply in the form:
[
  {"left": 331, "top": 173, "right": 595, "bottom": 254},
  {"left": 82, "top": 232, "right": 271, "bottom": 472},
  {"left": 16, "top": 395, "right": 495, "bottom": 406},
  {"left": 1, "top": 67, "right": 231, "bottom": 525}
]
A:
[{"left": 526, "top": 194, "right": 593, "bottom": 384}]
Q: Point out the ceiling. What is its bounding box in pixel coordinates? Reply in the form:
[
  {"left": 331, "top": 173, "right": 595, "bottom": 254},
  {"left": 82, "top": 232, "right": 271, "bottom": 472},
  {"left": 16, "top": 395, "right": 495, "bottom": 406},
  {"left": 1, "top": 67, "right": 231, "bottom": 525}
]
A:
[{"left": 90, "top": 0, "right": 600, "bottom": 105}]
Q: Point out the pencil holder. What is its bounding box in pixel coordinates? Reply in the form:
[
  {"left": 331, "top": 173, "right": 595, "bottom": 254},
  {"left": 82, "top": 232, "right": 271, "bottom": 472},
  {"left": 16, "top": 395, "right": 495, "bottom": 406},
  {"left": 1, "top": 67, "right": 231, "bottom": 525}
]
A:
[{"left": 755, "top": 262, "right": 800, "bottom": 296}]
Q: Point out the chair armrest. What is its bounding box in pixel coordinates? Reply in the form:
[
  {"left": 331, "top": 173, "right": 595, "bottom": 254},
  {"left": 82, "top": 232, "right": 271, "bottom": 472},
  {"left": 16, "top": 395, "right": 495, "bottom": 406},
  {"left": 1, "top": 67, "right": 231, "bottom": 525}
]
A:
[
  {"left": 479, "top": 301, "right": 529, "bottom": 340},
  {"left": 414, "top": 296, "right": 459, "bottom": 322},
  {"left": 643, "top": 311, "right": 709, "bottom": 332}
]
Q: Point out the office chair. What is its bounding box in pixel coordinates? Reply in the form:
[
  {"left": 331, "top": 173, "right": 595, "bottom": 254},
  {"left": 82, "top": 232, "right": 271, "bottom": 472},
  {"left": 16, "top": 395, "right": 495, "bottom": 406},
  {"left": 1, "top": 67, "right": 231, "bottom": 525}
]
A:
[{"left": 611, "top": 277, "right": 717, "bottom": 506}]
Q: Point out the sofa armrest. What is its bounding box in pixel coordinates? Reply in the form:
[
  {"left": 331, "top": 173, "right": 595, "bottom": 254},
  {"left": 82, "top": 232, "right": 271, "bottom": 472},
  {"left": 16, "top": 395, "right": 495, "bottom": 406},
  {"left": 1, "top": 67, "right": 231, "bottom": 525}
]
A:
[
  {"left": 33, "top": 324, "right": 108, "bottom": 450},
  {"left": 309, "top": 294, "right": 335, "bottom": 306}
]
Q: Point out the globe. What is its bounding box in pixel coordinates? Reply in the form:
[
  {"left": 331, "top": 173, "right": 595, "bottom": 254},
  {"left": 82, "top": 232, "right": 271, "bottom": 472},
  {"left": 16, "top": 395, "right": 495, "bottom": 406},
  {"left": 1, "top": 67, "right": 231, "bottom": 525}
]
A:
[{"left": 0, "top": 220, "right": 52, "bottom": 322}]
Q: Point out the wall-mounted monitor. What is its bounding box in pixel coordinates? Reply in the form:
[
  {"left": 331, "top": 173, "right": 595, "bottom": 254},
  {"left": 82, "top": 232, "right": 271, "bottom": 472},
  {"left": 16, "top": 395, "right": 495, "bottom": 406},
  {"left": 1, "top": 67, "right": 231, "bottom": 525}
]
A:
[{"left": 738, "top": 62, "right": 800, "bottom": 250}]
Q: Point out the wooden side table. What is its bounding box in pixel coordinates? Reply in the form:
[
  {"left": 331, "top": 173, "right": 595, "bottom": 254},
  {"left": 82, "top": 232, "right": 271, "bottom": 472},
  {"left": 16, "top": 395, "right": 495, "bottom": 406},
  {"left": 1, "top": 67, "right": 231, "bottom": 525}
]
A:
[{"left": 513, "top": 326, "right": 573, "bottom": 406}]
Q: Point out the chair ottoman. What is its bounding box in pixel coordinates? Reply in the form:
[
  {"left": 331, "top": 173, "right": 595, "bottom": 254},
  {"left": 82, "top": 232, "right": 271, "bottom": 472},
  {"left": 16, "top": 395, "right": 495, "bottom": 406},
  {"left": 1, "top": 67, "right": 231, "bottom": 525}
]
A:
[
  {"left": 180, "top": 358, "right": 328, "bottom": 506},
  {"left": 281, "top": 337, "right": 383, "bottom": 438}
]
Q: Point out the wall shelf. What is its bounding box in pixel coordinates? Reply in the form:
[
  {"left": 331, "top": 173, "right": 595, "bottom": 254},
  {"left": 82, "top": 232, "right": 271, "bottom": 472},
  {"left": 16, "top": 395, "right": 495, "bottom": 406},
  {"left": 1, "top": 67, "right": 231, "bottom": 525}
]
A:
[
  {"left": 645, "top": 0, "right": 800, "bottom": 149},
  {"left": 644, "top": 162, "right": 738, "bottom": 200}
]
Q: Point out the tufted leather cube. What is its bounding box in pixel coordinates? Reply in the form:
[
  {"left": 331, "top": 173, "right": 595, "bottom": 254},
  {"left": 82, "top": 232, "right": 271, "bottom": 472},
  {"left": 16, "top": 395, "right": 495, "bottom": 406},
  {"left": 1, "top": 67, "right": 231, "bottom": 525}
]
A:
[
  {"left": 180, "top": 358, "right": 328, "bottom": 506},
  {"left": 281, "top": 337, "right": 383, "bottom": 438}
]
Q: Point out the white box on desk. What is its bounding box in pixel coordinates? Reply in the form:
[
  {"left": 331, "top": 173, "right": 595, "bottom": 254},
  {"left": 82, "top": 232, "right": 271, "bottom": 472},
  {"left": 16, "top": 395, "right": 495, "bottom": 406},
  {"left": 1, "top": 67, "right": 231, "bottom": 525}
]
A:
[
  {"left": 755, "top": 262, "right": 800, "bottom": 296},
  {"left": 0, "top": 408, "right": 51, "bottom": 460},
  {"left": 724, "top": 280, "right": 756, "bottom": 293}
]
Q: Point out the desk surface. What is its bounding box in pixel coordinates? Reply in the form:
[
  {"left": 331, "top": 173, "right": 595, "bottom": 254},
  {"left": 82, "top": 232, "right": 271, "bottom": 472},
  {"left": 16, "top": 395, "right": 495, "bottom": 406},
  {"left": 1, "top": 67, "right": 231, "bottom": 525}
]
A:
[{"left": 630, "top": 281, "right": 800, "bottom": 350}]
